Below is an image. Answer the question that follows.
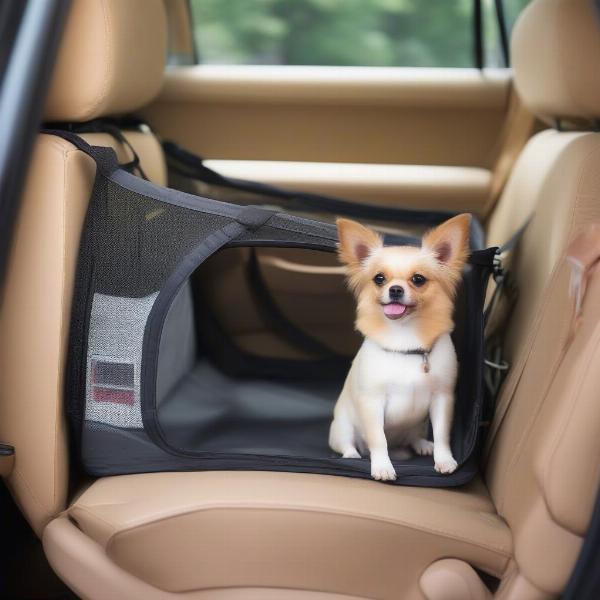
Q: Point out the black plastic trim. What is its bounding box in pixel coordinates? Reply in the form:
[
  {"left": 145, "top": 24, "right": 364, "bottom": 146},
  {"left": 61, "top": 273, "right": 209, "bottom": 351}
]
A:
[
  {"left": 494, "top": 0, "right": 510, "bottom": 67},
  {"left": 473, "top": 0, "right": 484, "bottom": 69}
]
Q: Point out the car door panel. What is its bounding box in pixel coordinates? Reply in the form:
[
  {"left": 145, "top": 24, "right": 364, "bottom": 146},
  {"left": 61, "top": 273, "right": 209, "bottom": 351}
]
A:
[{"left": 141, "top": 66, "right": 511, "bottom": 215}]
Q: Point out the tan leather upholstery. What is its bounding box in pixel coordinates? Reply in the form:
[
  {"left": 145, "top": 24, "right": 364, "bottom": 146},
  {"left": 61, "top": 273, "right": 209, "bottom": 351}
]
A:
[
  {"left": 44, "top": 0, "right": 166, "bottom": 122},
  {"left": 486, "top": 129, "right": 600, "bottom": 364},
  {"left": 479, "top": 1, "right": 600, "bottom": 592},
  {"left": 0, "top": 135, "right": 95, "bottom": 534},
  {"left": 486, "top": 257, "right": 600, "bottom": 595},
  {"left": 512, "top": 0, "right": 600, "bottom": 121},
  {"left": 142, "top": 67, "right": 509, "bottom": 173},
  {"left": 51, "top": 472, "right": 510, "bottom": 598},
  {"left": 44, "top": 517, "right": 371, "bottom": 600},
  {"left": 203, "top": 160, "right": 491, "bottom": 215},
  {"left": 0, "top": 0, "right": 168, "bottom": 534},
  {"left": 0, "top": 128, "right": 166, "bottom": 536},
  {"left": 420, "top": 559, "right": 493, "bottom": 600}
]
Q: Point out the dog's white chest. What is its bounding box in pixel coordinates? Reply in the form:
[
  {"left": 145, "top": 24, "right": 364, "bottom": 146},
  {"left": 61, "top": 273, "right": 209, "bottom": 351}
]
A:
[
  {"left": 357, "top": 340, "right": 433, "bottom": 388},
  {"left": 380, "top": 354, "right": 432, "bottom": 425},
  {"left": 353, "top": 335, "right": 457, "bottom": 427}
]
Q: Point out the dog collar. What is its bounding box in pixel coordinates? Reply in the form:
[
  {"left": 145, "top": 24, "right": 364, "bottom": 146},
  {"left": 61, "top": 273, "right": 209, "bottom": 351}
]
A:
[{"left": 380, "top": 346, "right": 431, "bottom": 373}]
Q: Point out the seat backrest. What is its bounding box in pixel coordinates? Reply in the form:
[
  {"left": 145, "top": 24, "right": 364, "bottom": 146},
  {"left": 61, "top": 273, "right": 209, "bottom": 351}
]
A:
[
  {"left": 0, "top": 0, "right": 167, "bottom": 535},
  {"left": 484, "top": 0, "right": 600, "bottom": 595}
]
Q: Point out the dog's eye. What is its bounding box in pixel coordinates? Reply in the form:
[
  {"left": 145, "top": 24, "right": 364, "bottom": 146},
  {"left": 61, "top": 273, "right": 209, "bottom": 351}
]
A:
[
  {"left": 411, "top": 273, "right": 427, "bottom": 287},
  {"left": 373, "top": 272, "right": 386, "bottom": 286}
]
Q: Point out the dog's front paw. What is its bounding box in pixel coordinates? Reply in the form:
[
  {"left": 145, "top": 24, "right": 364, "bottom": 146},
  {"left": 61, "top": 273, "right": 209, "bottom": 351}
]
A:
[
  {"left": 371, "top": 456, "right": 397, "bottom": 481},
  {"left": 434, "top": 454, "right": 458, "bottom": 474}
]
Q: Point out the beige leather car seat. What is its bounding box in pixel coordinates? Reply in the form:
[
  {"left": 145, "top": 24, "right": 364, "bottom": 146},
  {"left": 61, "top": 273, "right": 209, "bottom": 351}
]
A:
[
  {"left": 0, "top": 0, "right": 167, "bottom": 539},
  {"left": 0, "top": 0, "right": 599, "bottom": 599}
]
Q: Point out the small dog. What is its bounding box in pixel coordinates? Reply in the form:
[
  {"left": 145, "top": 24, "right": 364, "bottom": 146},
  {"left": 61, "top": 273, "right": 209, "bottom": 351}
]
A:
[{"left": 329, "top": 214, "right": 470, "bottom": 481}]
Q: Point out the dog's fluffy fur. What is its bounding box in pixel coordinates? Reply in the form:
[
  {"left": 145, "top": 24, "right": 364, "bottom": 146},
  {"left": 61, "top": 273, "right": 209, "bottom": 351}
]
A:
[{"left": 329, "top": 215, "right": 471, "bottom": 480}]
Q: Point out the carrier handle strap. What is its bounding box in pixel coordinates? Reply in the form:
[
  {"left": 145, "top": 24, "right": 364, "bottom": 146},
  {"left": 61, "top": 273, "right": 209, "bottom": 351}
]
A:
[
  {"left": 44, "top": 121, "right": 150, "bottom": 179},
  {"left": 245, "top": 249, "right": 344, "bottom": 359},
  {"left": 43, "top": 128, "right": 97, "bottom": 154},
  {"left": 41, "top": 129, "right": 123, "bottom": 174},
  {"left": 75, "top": 120, "right": 149, "bottom": 180}
]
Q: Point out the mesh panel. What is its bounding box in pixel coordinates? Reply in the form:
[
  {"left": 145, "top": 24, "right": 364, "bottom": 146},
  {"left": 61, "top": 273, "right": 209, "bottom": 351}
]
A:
[
  {"left": 77, "top": 173, "right": 234, "bottom": 436},
  {"left": 91, "top": 179, "right": 231, "bottom": 297}
]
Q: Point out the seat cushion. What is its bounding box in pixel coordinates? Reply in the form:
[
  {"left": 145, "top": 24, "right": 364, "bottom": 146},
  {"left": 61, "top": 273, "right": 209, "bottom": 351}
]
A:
[{"left": 67, "top": 471, "right": 511, "bottom": 597}]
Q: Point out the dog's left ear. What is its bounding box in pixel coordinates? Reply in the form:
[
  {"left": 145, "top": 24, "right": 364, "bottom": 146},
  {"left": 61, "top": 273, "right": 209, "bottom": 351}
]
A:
[
  {"left": 336, "top": 218, "right": 383, "bottom": 268},
  {"left": 423, "top": 213, "right": 471, "bottom": 274}
]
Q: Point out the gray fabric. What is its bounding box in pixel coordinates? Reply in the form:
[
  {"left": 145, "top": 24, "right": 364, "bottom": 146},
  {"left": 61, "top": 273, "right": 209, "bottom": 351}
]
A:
[
  {"left": 156, "top": 282, "right": 196, "bottom": 407},
  {"left": 85, "top": 292, "right": 157, "bottom": 429},
  {"left": 158, "top": 359, "right": 342, "bottom": 457}
]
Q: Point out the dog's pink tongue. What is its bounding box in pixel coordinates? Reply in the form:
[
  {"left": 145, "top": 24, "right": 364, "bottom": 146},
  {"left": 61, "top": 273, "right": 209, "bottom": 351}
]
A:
[{"left": 383, "top": 303, "right": 406, "bottom": 317}]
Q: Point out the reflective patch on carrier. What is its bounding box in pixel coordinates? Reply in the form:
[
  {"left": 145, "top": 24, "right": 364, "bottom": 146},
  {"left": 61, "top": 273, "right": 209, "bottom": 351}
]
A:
[{"left": 90, "top": 359, "right": 135, "bottom": 406}]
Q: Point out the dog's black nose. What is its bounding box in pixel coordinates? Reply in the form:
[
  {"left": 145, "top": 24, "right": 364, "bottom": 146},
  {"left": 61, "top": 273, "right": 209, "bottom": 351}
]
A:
[{"left": 389, "top": 285, "right": 404, "bottom": 299}]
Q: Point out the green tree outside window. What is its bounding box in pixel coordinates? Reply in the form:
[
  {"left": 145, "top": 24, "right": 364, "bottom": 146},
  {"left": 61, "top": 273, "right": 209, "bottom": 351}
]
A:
[{"left": 189, "top": 0, "right": 531, "bottom": 68}]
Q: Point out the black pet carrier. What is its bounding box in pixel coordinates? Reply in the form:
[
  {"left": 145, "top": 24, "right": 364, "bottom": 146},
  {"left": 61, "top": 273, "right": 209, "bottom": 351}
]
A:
[{"left": 55, "top": 130, "right": 496, "bottom": 486}]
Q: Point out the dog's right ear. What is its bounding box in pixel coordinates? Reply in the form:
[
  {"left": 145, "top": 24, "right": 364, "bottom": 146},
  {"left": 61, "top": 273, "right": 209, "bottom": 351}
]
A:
[{"left": 336, "top": 218, "right": 383, "bottom": 268}]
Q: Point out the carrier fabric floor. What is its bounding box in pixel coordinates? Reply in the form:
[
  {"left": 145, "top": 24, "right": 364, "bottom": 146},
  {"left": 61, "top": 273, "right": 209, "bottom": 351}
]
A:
[
  {"left": 158, "top": 359, "right": 436, "bottom": 471},
  {"left": 158, "top": 359, "right": 343, "bottom": 457}
]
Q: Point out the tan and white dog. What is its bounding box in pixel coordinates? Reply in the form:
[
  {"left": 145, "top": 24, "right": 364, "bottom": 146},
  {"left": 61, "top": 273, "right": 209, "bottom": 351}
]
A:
[{"left": 329, "top": 215, "right": 470, "bottom": 481}]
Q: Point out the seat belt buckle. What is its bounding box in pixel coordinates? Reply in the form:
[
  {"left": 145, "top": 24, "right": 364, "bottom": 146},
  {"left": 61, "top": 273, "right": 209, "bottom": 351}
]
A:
[{"left": 492, "top": 251, "right": 505, "bottom": 285}]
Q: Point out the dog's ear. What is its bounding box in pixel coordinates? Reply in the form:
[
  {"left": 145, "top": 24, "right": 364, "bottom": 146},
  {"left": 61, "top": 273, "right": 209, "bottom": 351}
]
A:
[
  {"left": 423, "top": 213, "right": 471, "bottom": 275},
  {"left": 336, "top": 218, "right": 383, "bottom": 268}
]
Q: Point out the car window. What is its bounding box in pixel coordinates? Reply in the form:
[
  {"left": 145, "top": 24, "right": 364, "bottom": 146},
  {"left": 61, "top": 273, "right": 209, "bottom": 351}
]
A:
[
  {"left": 190, "top": 0, "right": 530, "bottom": 67},
  {"left": 189, "top": 0, "right": 475, "bottom": 68},
  {"left": 188, "top": 0, "right": 533, "bottom": 69}
]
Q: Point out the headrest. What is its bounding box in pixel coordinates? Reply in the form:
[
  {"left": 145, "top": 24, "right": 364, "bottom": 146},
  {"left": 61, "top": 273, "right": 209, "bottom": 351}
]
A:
[
  {"left": 512, "top": 0, "right": 600, "bottom": 122},
  {"left": 44, "top": 0, "right": 167, "bottom": 122}
]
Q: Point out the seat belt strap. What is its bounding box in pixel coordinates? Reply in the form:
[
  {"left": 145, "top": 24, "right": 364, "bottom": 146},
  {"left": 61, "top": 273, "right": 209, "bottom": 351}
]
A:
[
  {"left": 44, "top": 120, "right": 149, "bottom": 180},
  {"left": 497, "top": 214, "right": 533, "bottom": 255}
]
